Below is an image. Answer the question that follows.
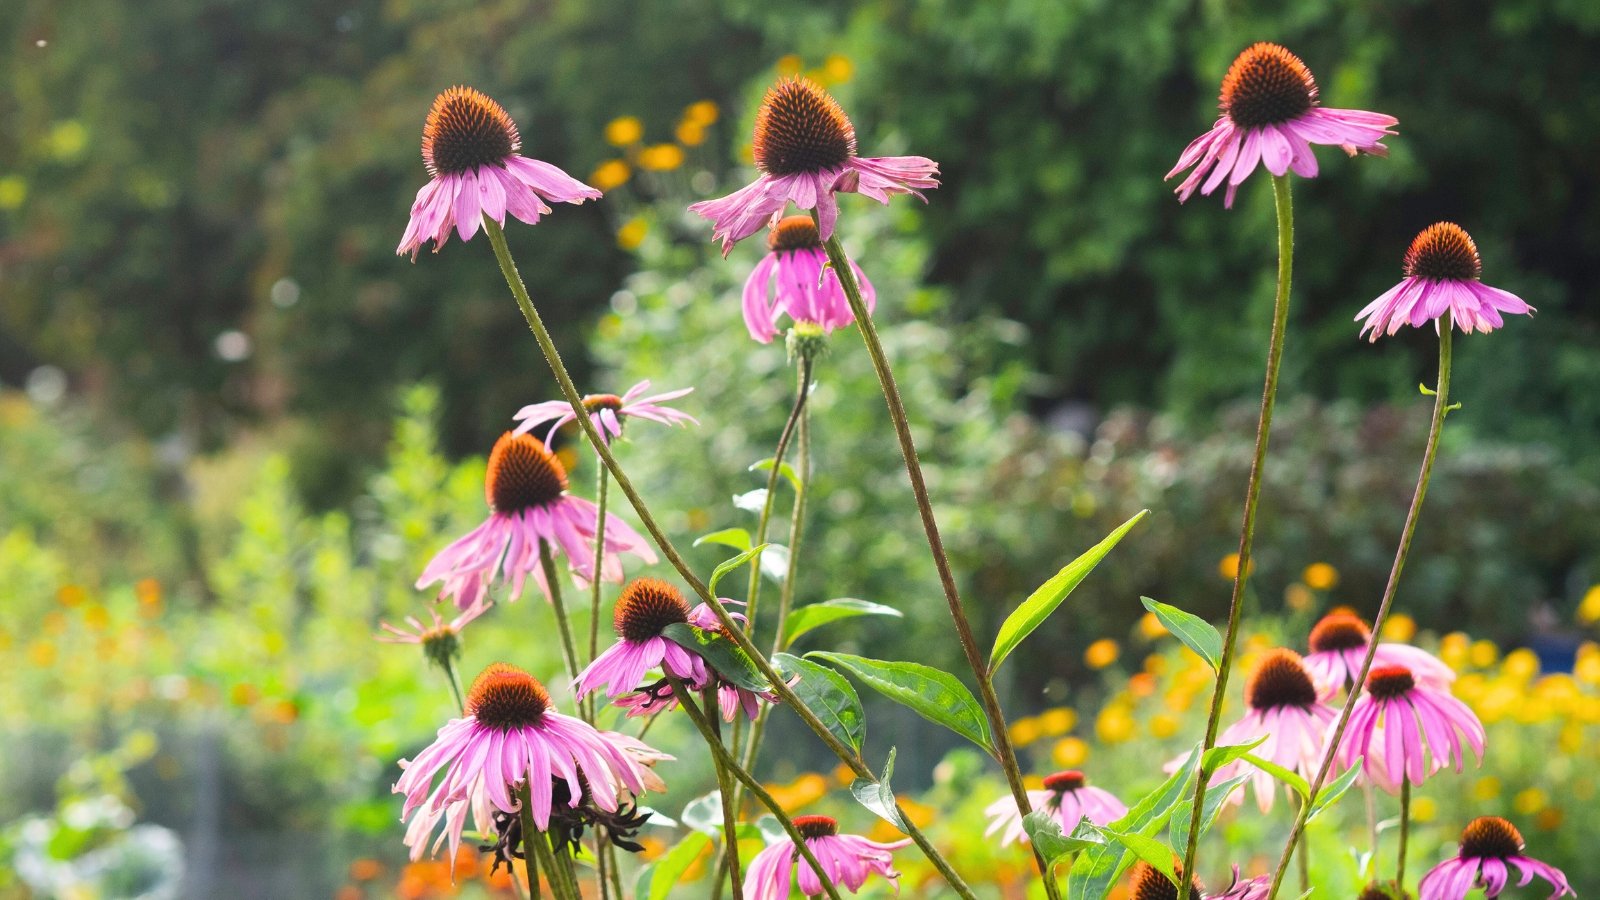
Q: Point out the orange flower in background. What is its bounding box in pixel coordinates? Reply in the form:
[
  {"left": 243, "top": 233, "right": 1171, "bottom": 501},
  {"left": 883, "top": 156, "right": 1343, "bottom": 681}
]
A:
[
  {"left": 1085, "top": 638, "right": 1119, "bottom": 669},
  {"left": 1303, "top": 561, "right": 1339, "bottom": 590}
]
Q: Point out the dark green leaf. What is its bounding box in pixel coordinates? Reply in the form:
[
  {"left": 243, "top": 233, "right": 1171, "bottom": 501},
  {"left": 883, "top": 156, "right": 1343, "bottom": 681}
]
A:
[
  {"left": 661, "top": 623, "right": 770, "bottom": 692},
  {"left": 809, "top": 652, "right": 992, "bottom": 753},
  {"left": 849, "top": 748, "right": 906, "bottom": 831},
  {"left": 1140, "top": 596, "right": 1223, "bottom": 672},
  {"left": 1167, "top": 773, "right": 1249, "bottom": 847},
  {"left": 1097, "top": 828, "right": 1177, "bottom": 884},
  {"left": 707, "top": 543, "right": 768, "bottom": 595},
  {"left": 782, "top": 598, "right": 903, "bottom": 648},
  {"left": 774, "top": 652, "right": 866, "bottom": 757}
]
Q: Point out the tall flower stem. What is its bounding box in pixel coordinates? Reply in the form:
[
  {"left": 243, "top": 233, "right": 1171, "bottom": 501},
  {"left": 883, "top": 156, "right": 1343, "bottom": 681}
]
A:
[
  {"left": 538, "top": 546, "right": 586, "bottom": 718},
  {"left": 1266, "top": 315, "right": 1454, "bottom": 900},
  {"left": 587, "top": 459, "right": 610, "bottom": 722},
  {"left": 1180, "top": 172, "right": 1295, "bottom": 885},
  {"left": 817, "top": 222, "right": 1058, "bottom": 898},
  {"left": 744, "top": 356, "right": 814, "bottom": 635},
  {"left": 482, "top": 216, "right": 976, "bottom": 898},
  {"left": 668, "top": 675, "right": 840, "bottom": 900},
  {"left": 1397, "top": 777, "right": 1412, "bottom": 889},
  {"left": 706, "top": 685, "right": 746, "bottom": 900},
  {"left": 516, "top": 783, "right": 544, "bottom": 900},
  {"left": 438, "top": 657, "right": 466, "bottom": 713}
]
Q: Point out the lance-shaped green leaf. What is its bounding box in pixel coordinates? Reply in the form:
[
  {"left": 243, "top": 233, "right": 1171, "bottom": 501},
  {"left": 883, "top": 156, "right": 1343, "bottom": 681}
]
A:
[
  {"left": 809, "top": 652, "right": 992, "bottom": 753},
  {"left": 849, "top": 747, "right": 906, "bottom": 831},
  {"left": 639, "top": 831, "right": 711, "bottom": 900},
  {"left": 989, "top": 510, "right": 1149, "bottom": 673},
  {"left": 1167, "top": 772, "right": 1249, "bottom": 847},
  {"left": 1308, "top": 758, "right": 1363, "bottom": 822},
  {"left": 661, "top": 623, "right": 770, "bottom": 692},
  {"left": 1068, "top": 744, "right": 1200, "bottom": 899},
  {"left": 1023, "top": 811, "right": 1104, "bottom": 866},
  {"left": 1201, "top": 734, "right": 1268, "bottom": 775},
  {"left": 774, "top": 652, "right": 866, "bottom": 757},
  {"left": 750, "top": 457, "right": 802, "bottom": 493},
  {"left": 694, "top": 527, "right": 751, "bottom": 552},
  {"left": 1140, "top": 596, "right": 1223, "bottom": 672},
  {"left": 782, "top": 598, "right": 903, "bottom": 648},
  {"left": 1096, "top": 827, "right": 1178, "bottom": 885},
  {"left": 707, "top": 543, "right": 769, "bottom": 595},
  {"left": 1241, "top": 753, "right": 1310, "bottom": 799}
]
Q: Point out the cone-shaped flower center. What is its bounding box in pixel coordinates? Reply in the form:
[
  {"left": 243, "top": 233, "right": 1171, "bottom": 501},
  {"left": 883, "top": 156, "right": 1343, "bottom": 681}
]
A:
[
  {"left": 485, "top": 432, "right": 569, "bottom": 513},
  {"left": 422, "top": 86, "right": 522, "bottom": 177},
  {"left": 1459, "top": 816, "right": 1524, "bottom": 859},
  {"left": 1043, "top": 770, "right": 1087, "bottom": 793},
  {"left": 1366, "top": 664, "right": 1417, "bottom": 699},
  {"left": 467, "top": 662, "right": 551, "bottom": 729},
  {"left": 1247, "top": 649, "right": 1319, "bottom": 710},
  {"left": 613, "top": 578, "right": 691, "bottom": 643},
  {"left": 1129, "top": 862, "right": 1203, "bottom": 900},
  {"left": 1309, "top": 612, "right": 1370, "bottom": 653},
  {"left": 583, "top": 393, "right": 625, "bottom": 413},
  {"left": 1220, "top": 43, "right": 1318, "bottom": 129},
  {"left": 793, "top": 814, "right": 839, "bottom": 839},
  {"left": 753, "top": 77, "right": 857, "bottom": 176},
  {"left": 768, "top": 215, "right": 823, "bottom": 252},
  {"left": 1403, "top": 222, "right": 1482, "bottom": 281}
]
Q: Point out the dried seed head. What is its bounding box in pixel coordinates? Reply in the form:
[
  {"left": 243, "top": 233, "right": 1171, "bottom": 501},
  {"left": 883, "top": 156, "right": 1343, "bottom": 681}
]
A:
[
  {"left": 613, "top": 578, "right": 691, "bottom": 643},
  {"left": 422, "top": 86, "right": 521, "bottom": 177},
  {"left": 1247, "top": 649, "right": 1319, "bottom": 710},
  {"left": 1458, "top": 816, "right": 1524, "bottom": 860},
  {"left": 1310, "top": 612, "right": 1371, "bottom": 654},
  {"left": 1403, "top": 222, "right": 1483, "bottom": 281},
  {"left": 467, "top": 663, "right": 551, "bottom": 729},
  {"left": 1220, "top": 43, "right": 1318, "bottom": 129},
  {"left": 793, "top": 814, "right": 839, "bottom": 839},
  {"left": 752, "top": 77, "right": 857, "bottom": 176},
  {"left": 1365, "top": 664, "right": 1417, "bottom": 700},
  {"left": 485, "top": 432, "right": 569, "bottom": 513},
  {"left": 768, "top": 215, "right": 823, "bottom": 252}
]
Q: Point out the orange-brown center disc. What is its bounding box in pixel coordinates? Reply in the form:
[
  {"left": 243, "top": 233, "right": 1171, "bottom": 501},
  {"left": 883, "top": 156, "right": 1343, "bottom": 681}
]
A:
[
  {"left": 583, "top": 393, "right": 625, "bottom": 413},
  {"left": 467, "top": 662, "right": 550, "bottom": 729},
  {"left": 1043, "top": 770, "right": 1087, "bottom": 793},
  {"left": 1310, "top": 613, "right": 1370, "bottom": 653},
  {"left": 1365, "top": 664, "right": 1417, "bottom": 700},
  {"left": 1459, "top": 816, "right": 1524, "bottom": 859},
  {"left": 1220, "top": 43, "right": 1318, "bottom": 129},
  {"left": 1247, "top": 649, "right": 1319, "bottom": 710},
  {"left": 793, "top": 814, "right": 839, "bottom": 839},
  {"left": 1403, "top": 222, "right": 1482, "bottom": 281},
  {"left": 485, "top": 432, "right": 569, "bottom": 513},
  {"left": 768, "top": 215, "right": 823, "bottom": 252},
  {"left": 422, "top": 86, "right": 521, "bottom": 177},
  {"left": 613, "top": 578, "right": 691, "bottom": 643},
  {"left": 752, "top": 77, "right": 857, "bottom": 176}
]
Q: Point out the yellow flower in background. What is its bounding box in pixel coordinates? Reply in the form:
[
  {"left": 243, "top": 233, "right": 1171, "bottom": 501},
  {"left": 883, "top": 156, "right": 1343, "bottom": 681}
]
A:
[
  {"left": 1143, "top": 654, "right": 1168, "bottom": 675},
  {"left": 833, "top": 763, "right": 854, "bottom": 786},
  {"left": 1218, "top": 553, "right": 1248, "bottom": 579},
  {"left": 684, "top": 100, "right": 719, "bottom": 127},
  {"left": 675, "top": 120, "right": 706, "bottom": 146},
  {"left": 1095, "top": 705, "right": 1136, "bottom": 744},
  {"left": 28, "top": 640, "right": 57, "bottom": 667},
  {"left": 1578, "top": 584, "right": 1600, "bottom": 623},
  {"left": 49, "top": 120, "right": 88, "bottom": 161},
  {"left": 1137, "top": 612, "right": 1167, "bottom": 640},
  {"left": 1038, "top": 707, "right": 1077, "bottom": 736},
  {"left": 1502, "top": 648, "right": 1539, "bottom": 681},
  {"left": 1575, "top": 648, "right": 1600, "bottom": 686},
  {"left": 1284, "top": 583, "right": 1313, "bottom": 612},
  {"left": 0, "top": 175, "right": 27, "bottom": 210},
  {"left": 1410, "top": 796, "right": 1437, "bottom": 822},
  {"left": 637, "top": 143, "right": 684, "bottom": 172},
  {"left": 1303, "top": 562, "right": 1339, "bottom": 590},
  {"left": 776, "top": 54, "right": 803, "bottom": 76},
  {"left": 1149, "top": 713, "right": 1180, "bottom": 739},
  {"left": 1473, "top": 776, "right": 1502, "bottom": 801},
  {"left": 1009, "top": 716, "right": 1042, "bottom": 747},
  {"left": 1382, "top": 613, "right": 1416, "bottom": 642},
  {"left": 83, "top": 604, "right": 110, "bottom": 631},
  {"left": 823, "top": 54, "right": 855, "bottom": 84},
  {"left": 1052, "top": 736, "right": 1089, "bottom": 768},
  {"left": 1513, "top": 787, "right": 1548, "bottom": 815},
  {"left": 590, "top": 159, "right": 631, "bottom": 191},
  {"left": 1536, "top": 808, "right": 1564, "bottom": 831},
  {"left": 1440, "top": 632, "right": 1471, "bottom": 670},
  {"left": 1085, "top": 638, "right": 1119, "bottom": 669},
  {"left": 604, "top": 116, "right": 643, "bottom": 146},
  {"left": 1469, "top": 640, "right": 1500, "bottom": 668},
  {"left": 42, "top": 611, "right": 67, "bottom": 635},
  {"left": 58, "top": 584, "right": 87, "bottom": 607},
  {"left": 616, "top": 217, "right": 648, "bottom": 250}
]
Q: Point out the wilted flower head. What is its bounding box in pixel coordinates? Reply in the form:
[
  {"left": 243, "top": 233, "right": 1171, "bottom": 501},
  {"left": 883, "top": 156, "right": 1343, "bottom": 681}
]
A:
[
  {"left": 397, "top": 86, "right": 601, "bottom": 259},
  {"left": 1418, "top": 817, "right": 1573, "bottom": 899},
  {"left": 689, "top": 77, "right": 938, "bottom": 254},
  {"left": 1356, "top": 223, "right": 1534, "bottom": 341},
  {"left": 741, "top": 215, "right": 876, "bottom": 344},
  {"left": 1167, "top": 43, "right": 1396, "bottom": 207},
  {"left": 744, "top": 814, "right": 911, "bottom": 899},
  {"left": 376, "top": 600, "right": 491, "bottom": 670},
  {"left": 1304, "top": 610, "right": 1455, "bottom": 699},
  {"left": 1334, "top": 664, "right": 1485, "bottom": 794},
  {"left": 512, "top": 380, "right": 697, "bottom": 447},
  {"left": 983, "top": 770, "right": 1127, "bottom": 847}
]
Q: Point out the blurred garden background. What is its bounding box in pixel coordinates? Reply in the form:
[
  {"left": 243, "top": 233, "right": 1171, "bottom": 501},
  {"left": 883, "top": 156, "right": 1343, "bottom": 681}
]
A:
[{"left": 3, "top": 0, "right": 1599, "bottom": 897}]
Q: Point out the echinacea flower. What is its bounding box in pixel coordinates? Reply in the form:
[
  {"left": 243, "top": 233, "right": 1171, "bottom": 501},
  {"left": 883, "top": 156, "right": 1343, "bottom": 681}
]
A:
[
  {"left": 1211, "top": 867, "right": 1271, "bottom": 900},
  {"left": 1167, "top": 42, "right": 1396, "bottom": 207},
  {"left": 575, "top": 579, "right": 708, "bottom": 699},
  {"left": 376, "top": 600, "right": 491, "bottom": 670},
  {"left": 398, "top": 86, "right": 601, "bottom": 259},
  {"left": 512, "top": 380, "right": 696, "bottom": 447},
  {"left": 416, "top": 432, "right": 654, "bottom": 609},
  {"left": 689, "top": 77, "right": 938, "bottom": 254},
  {"left": 744, "top": 815, "right": 911, "bottom": 899},
  {"left": 599, "top": 596, "right": 780, "bottom": 722},
  {"left": 1127, "top": 861, "right": 1204, "bottom": 900},
  {"left": 741, "top": 215, "right": 875, "bottom": 343},
  {"left": 983, "top": 770, "right": 1127, "bottom": 847},
  {"left": 1333, "top": 664, "right": 1486, "bottom": 794},
  {"left": 1183, "top": 649, "right": 1337, "bottom": 812},
  {"left": 1304, "top": 610, "right": 1455, "bottom": 699},
  {"left": 1419, "top": 816, "right": 1573, "bottom": 899},
  {"left": 1356, "top": 222, "right": 1534, "bottom": 341},
  {"left": 393, "top": 663, "right": 652, "bottom": 862}
]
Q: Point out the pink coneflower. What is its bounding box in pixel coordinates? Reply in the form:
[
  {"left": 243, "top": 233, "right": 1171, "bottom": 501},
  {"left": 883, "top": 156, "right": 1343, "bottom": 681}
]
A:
[
  {"left": 376, "top": 600, "right": 491, "bottom": 669},
  {"left": 603, "top": 598, "right": 779, "bottom": 722},
  {"left": 1304, "top": 611, "right": 1455, "bottom": 699},
  {"left": 689, "top": 77, "right": 938, "bottom": 255},
  {"left": 1419, "top": 817, "right": 1573, "bottom": 899},
  {"left": 744, "top": 814, "right": 911, "bottom": 899},
  {"left": 1194, "top": 650, "right": 1337, "bottom": 812},
  {"left": 1333, "top": 664, "right": 1485, "bottom": 794},
  {"left": 1210, "top": 867, "right": 1271, "bottom": 900},
  {"left": 512, "top": 380, "right": 696, "bottom": 447},
  {"left": 416, "top": 432, "right": 655, "bottom": 609},
  {"left": 1356, "top": 223, "right": 1534, "bottom": 341},
  {"left": 1127, "top": 861, "right": 1204, "bottom": 900},
  {"left": 983, "top": 770, "right": 1127, "bottom": 847},
  {"left": 741, "top": 215, "right": 876, "bottom": 344},
  {"left": 393, "top": 663, "right": 650, "bottom": 862},
  {"left": 575, "top": 579, "right": 708, "bottom": 699},
  {"left": 397, "top": 86, "right": 601, "bottom": 259},
  {"left": 1167, "top": 43, "right": 1396, "bottom": 208}
]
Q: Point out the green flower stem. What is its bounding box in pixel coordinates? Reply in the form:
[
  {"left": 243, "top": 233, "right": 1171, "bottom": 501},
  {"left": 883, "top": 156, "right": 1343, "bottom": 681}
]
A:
[
  {"left": 438, "top": 655, "right": 466, "bottom": 714},
  {"left": 667, "top": 675, "right": 840, "bottom": 900},
  {"left": 538, "top": 545, "right": 586, "bottom": 719},
  {"left": 1266, "top": 315, "right": 1454, "bottom": 900},
  {"left": 524, "top": 803, "right": 580, "bottom": 900},
  {"left": 482, "top": 216, "right": 976, "bottom": 898},
  {"left": 705, "top": 684, "right": 745, "bottom": 900},
  {"left": 744, "top": 355, "right": 814, "bottom": 637},
  {"left": 588, "top": 459, "right": 610, "bottom": 722},
  {"left": 1397, "top": 777, "right": 1412, "bottom": 890},
  {"left": 1180, "top": 172, "right": 1295, "bottom": 886},
  {"left": 517, "top": 782, "right": 543, "bottom": 900},
  {"left": 817, "top": 222, "right": 1057, "bottom": 899}
]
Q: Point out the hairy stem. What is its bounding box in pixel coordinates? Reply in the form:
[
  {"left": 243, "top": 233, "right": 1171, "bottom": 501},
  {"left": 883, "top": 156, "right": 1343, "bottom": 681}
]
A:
[
  {"left": 588, "top": 459, "right": 610, "bottom": 722},
  {"left": 538, "top": 545, "right": 586, "bottom": 718},
  {"left": 706, "top": 684, "right": 745, "bottom": 900},
  {"left": 1180, "top": 172, "right": 1295, "bottom": 885},
  {"left": 745, "top": 356, "right": 814, "bottom": 637},
  {"left": 1266, "top": 316, "right": 1454, "bottom": 899},
  {"left": 1397, "top": 777, "right": 1411, "bottom": 890}
]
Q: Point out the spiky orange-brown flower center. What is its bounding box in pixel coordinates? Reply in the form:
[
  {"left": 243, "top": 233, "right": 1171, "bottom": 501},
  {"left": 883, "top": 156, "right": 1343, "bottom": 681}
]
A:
[
  {"left": 1366, "top": 665, "right": 1416, "bottom": 700},
  {"left": 485, "top": 432, "right": 569, "bottom": 513},
  {"left": 1403, "top": 222, "right": 1482, "bottom": 281},
  {"left": 1043, "top": 771, "right": 1087, "bottom": 793},
  {"left": 422, "top": 86, "right": 521, "bottom": 177},
  {"left": 583, "top": 393, "right": 625, "bottom": 414},
  {"left": 752, "top": 77, "right": 857, "bottom": 176},
  {"left": 1220, "top": 43, "right": 1318, "bottom": 129},
  {"left": 768, "top": 215, "right": 823, "bottom": 252},
  {"left": 1247, "top": 649, "right": 1319, "bottom": 710},
  {"left": 613, "top": 578, "right": 691, "bottom": 643},
  {"left": 1459, "top": 816, "right": 1524, "bottom": 859},
  {"left": 793, "top": 814, "right": 839, "bottom": 839},
  {"left": 1129, "top": 862, "right": 1203, "bottom": 900},
  {"left": 1310, "top": 612, "right": 1371, "bottom": 653},
  {"left": 467, "top": 662, "right": 550, "bottom": 729}
]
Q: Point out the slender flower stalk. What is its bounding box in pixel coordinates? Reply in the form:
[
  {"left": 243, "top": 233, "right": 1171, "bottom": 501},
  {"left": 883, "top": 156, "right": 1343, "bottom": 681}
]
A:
[
  {"left": 538, "top": 546, "right": 585, "bottom": 712},
  {"left": 815, "top": 220, "right": 1057, "bottom": 898},
  {"left": 517, "top": 782, "right": 542, "bottom": 900},
  {"left": 1180, "top": 172, "right": 1295, "bottom": 885},
  {"left": 743, "top": 355, "right": 814, "bottom": 654},
  {"left": 480, "top": 214, "right": 978, "bottom": 899},
  {"left": 588, "top": 461, "right": 609, "bottom": 721},
  {"left": 1266, "top": 316, "right": 1455, "bottom": 899},
  {"left": 1398, "top": 778, "right": 1412, "bottom": 889},
  {"left": 706, "top": 683, "right": 745, "bottom": 900}
]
